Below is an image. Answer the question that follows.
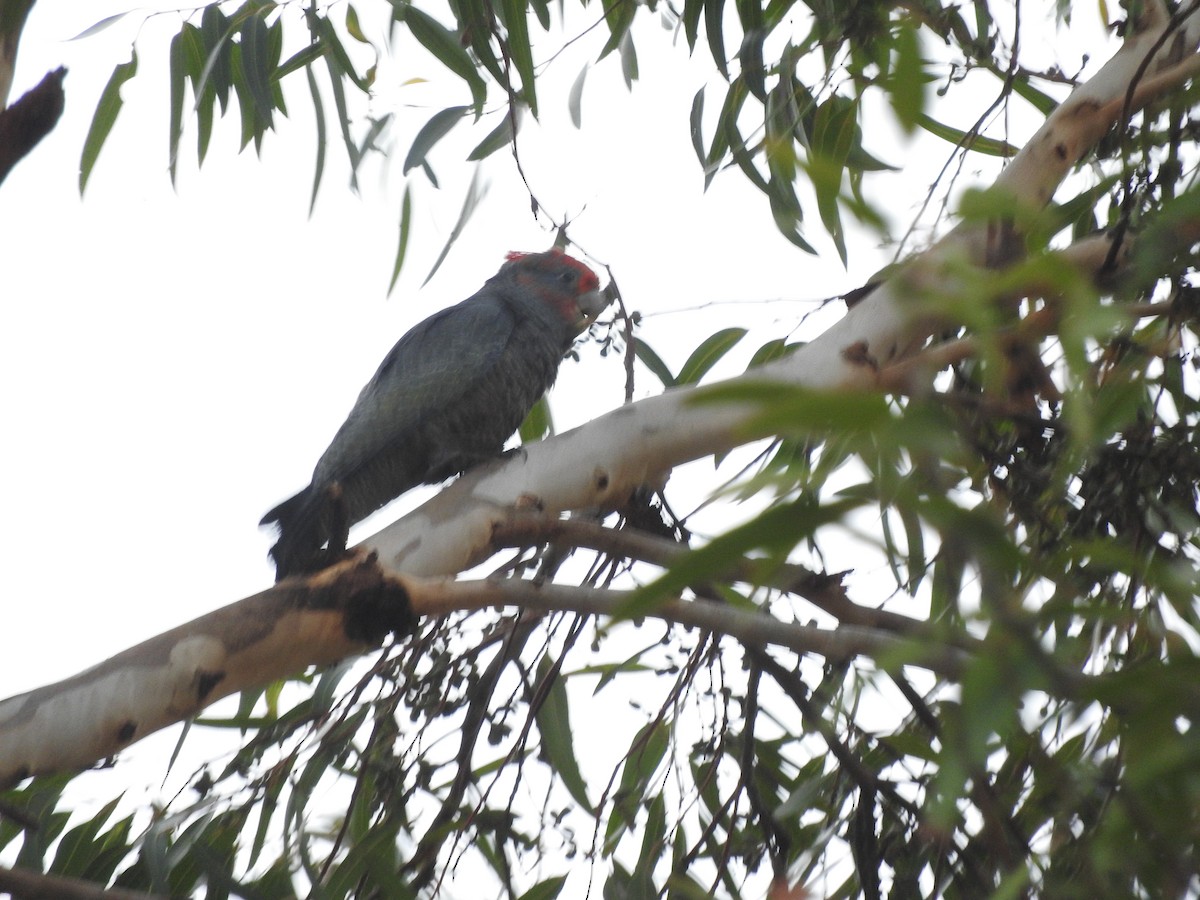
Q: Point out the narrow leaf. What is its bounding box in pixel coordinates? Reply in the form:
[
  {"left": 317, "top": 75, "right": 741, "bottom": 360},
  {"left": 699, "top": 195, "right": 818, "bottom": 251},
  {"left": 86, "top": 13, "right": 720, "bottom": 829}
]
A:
[
  {"left": 680, "top": 0, "right": 703, "bottom": 48},
  {"left": 634, "top": 340, "right": 675, "bottom": 388},
  {"left": 518, "top": 395, "right": 553, "bottom": 441},
  {"left": 500, "top": 0, "right": 536, "bottom": 116},
  {"left": 275, "top": 41, "right": 324, "bottom": 81},
  {"left": 423, "top": 167, "right": 488, "bottom": 285},
  {"left": 318, "top": 14, "right": 370, "bottom": 93},
  {"left": 516, "top": 876, "right": 567, "bottom": 900},
  {"left": 689, "top": 87, "right": 705, "bottom": 166},
  {"left": 398, "top": 3, "right": 488, "bottom": 114},
  {"left": 168, "top": 31, "right": 186, "bottom": 184},
  {"left": 466, "top": 110, "right": 518, "bottom": 161},
  {"left": 890, "top": 18, "right": 925, "bottom": 133},
  {"left": 80, "top": 51, "right": 138, "bottom": 194},
  {"left": 305, "top": 63, "right": 326, "bottom": 214},
  {"left": 321, "top": 36, "right": 360, "bottom": 186},
  {"left": 179, "top": 24, "right": 214, "bottom": 165},
  {"left": 534, "top": 656, "right": 592, "bottom": 812},
  {"left": 345, "top": 4, "right": 369, "bottom": 43},
  {"left": 403, "top": 105, "right": 467, "bottom": 174},
  {"left": 568, "top": 64, "right": 587, "bottom": 128},
  {"left": 675, "top": 328, "right": 747, "bottom": 385},
  {"left": 621, "top": 496, "right": 867, "bottom": 618},
  {"left": 704, "top": 0, "right": 728, "bottom": 79},
  {"left": 917, "top": 113, "right": 1017, "bottom": 157},
  {"left": 68, "top": 13, "right": 128, "bottom": 41},
  {"left": 618, "top": 31, "right": 638, "bottom": 89},
  {"left": 599, "top": 0, "right": 637, "bottom": 60},
  {"left": 239, "top": 12, "right": 274, "bottom": 129},
  {"left": 387, "top": 184, "right": 413, "bottom": 296},
  {"left": 198, "top": 6, "right": 234, "bottom": 114}
]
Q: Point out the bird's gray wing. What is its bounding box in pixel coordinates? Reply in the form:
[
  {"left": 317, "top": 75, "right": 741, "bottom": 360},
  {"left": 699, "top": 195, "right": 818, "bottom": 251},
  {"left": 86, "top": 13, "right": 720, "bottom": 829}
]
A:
[{"left": 311, "top": 293, "right": 518, "bottom": 485}]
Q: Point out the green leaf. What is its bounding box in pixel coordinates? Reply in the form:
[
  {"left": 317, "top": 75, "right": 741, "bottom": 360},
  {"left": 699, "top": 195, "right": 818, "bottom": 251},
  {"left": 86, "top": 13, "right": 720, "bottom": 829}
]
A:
[
  {"left": 318, "top": 13, "right": 370, "bottom": 93},
  {"left": 738, "top": 24, "right": 767, "bottom": 101},
  {"left": 890, "top": 18, "right": 925, "bottom": 133},
  {"left": 632, "top": 793, "right": 667, "bottom": 887},
  {"left": 534, "top": 656, "right": 593, "bottom": 812},
  {"left": 518, "top": 394, "right": 553, "bottom": 441},
  {"left": 529, "top": 0, "right": 551, "bottom": 29},
  {"left": 746, "top": 337, "right": 800, "bottom": 369},
  {"left": 768, "top": 174, "right": 816, "bottom": 254},
  {"left": 453, "top": 0, "right": 504, "bottom": 82},
  {"left": 229, "top": 44, "right": 257, "bottom": 151},
  {"left": 703, "top": 0, "right": 728, "bottom": 79},
  {"left": 618, "top": 31, "right": 638, "bottom": 89},
  {"left": 168, "top": 30, "right": 186, "bottom": 184},
  {"left": 51, "top": 797, "right": 122, "bottom": 877},
  {"left": 239, "top": 12, "right": 274, "bottom": 130},
  {"left": 689, "top": 87, "right": 705, "bottom": 168},
  {"left": 517, "top": 876, "right": 567, "bottom": 900},
  {"left": 404, "top": 105, "right": 466, "bottom": 174},
  {"left": 320, "top": 28, "right": 360, "bottom": 185},
  {"left": 599, "top": 0, "right": 637, "bottom": 61},
  {"left": 675, "top": 328, "right": 747, "bottom": 385},
  {"left": 178, "top": 24, "right": 214, "bottom": 166},
  {"left": 467, "top": 110, "right": 518, "bottom": 161},
  {"left": 500, "top": 0, "right": 536, "bottom": 115},
  {"left": 682, "top": 0, "right": 703, "bottom": 49},
  {"left": 705, "top": 77, "right": 748, "bottom": 189},
  {"left": 423, "top": 167, "right": 487, "bottom": 285},
  {"left": 304, "top": 62, "right": 327, "bottom": 214},
  {"left": 80, "top": 50, "right": 138, "bottom": 194},
  {"left": 621, "top": 495, "right": 867, "bottom": 618},
  {"left": 568, "top": 64, "right": 587, "bottom": 128},
  {"left": 68, "top": 13, "right": 129, "bottom": 41},
  {"left": 198, "top": 6, "right": 233, "bottom": 114},
  {"left": 325, "top": 820, "right": 403, "bottom": 897},
  {"left": 606, "top": 722, "right": 669, "bottom": 846},
  {"left": 397, "top": 3, "right": 488, "bottom": 114},
  {"left": 345, "top": 4, "right": 368, "bottom": 43},
  {"left": 633, "top": 339, "right": 675, "bottom": 388},
  {"left": 808, "top": 95, "right": 858, "bottom": 263},
  {"left": 387, "top": 183, "right": 413, "bottom": 296},
  {"left": 917, "top": 113, "right": 1017, "bottom": 157},
  {"left": 248, "top": 765, "right": 288, "bottom": 867},
  {"left": 1011, "top": 76, "right": 1058, "bottom": 115},
  {"left": 275, "top": 40, "right": 325, "bottom": 81}
]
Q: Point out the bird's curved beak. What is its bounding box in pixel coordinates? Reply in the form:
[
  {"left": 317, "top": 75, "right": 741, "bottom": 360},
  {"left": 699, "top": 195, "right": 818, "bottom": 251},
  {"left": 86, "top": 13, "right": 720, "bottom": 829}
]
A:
[{"left": 573, "top": 285, "right": 613, "bottom": 332}]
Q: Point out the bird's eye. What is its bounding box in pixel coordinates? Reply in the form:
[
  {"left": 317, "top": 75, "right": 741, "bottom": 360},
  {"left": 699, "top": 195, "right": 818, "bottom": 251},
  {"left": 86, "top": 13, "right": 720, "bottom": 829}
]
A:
[{"left": 559, "top": 271, "right": 577, "bottom": 285}]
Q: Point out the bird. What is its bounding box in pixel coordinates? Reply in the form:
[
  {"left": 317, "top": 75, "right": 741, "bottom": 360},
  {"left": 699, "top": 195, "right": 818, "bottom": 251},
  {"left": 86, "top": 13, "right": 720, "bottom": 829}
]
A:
[{"left": 261, "top": 248, "right": 608, "bottom": 581}]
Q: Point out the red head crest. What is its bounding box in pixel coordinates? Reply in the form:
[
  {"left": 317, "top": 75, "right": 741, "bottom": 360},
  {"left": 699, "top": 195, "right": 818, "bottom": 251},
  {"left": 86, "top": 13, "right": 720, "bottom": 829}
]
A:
[{"left": 504, "top": 248, "right": 600, "bottom": 293}]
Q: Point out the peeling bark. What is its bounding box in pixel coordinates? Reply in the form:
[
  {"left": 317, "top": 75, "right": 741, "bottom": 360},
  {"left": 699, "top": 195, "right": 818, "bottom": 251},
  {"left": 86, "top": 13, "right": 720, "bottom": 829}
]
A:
[{"left": 0, "top": 557, "right": 412, "bottom": 788}]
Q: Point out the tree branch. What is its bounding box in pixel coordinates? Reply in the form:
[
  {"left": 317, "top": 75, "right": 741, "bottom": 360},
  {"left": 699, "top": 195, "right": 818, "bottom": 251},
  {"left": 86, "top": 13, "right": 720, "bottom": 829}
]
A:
[
  {"left": 0, "top": 557, "right": 413, "bottom": 788},
  {"left": 0, "top": 560, "right": 970, "bottom": 787},
  {"left": 401, "top": 576, "right": 974, "bottom": 678},
  {"left": 0, "top": 863, "right": 166, "bottom": 900},
  {"left": 491, "top": 508, "right": 944, "bottom": 638},
  {"left": 0, "top": 66, "right": 65, "bottom": 185}
]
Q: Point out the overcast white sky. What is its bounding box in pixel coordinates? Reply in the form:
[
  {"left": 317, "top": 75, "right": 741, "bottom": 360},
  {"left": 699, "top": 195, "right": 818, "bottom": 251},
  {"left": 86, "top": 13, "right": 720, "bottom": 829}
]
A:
[{"left": 0, "top": 0, "right": 1109, "bottom": 850}]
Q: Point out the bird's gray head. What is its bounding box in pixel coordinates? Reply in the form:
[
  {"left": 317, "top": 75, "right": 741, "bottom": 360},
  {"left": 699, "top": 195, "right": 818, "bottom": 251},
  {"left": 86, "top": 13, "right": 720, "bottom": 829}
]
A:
[{"left": 497, "top": 249, "right": 609, "bottom": 338}]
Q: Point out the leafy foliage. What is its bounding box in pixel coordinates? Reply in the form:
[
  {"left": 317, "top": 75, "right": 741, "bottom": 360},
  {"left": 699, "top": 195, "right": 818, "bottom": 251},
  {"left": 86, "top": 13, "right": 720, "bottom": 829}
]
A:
[{"left": 6, "top": 0, "right": 1200, "bottom": 898}]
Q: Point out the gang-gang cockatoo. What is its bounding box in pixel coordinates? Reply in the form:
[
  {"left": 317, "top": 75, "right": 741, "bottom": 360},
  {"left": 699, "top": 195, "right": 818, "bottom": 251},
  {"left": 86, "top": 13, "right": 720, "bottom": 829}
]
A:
[{"left": 261, "top": 249, "right": 608, "bottom": 580}]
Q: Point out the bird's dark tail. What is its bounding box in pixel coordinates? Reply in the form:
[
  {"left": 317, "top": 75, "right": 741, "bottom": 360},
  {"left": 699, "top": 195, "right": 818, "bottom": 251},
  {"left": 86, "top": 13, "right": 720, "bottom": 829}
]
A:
[{"left": 260, "top": 485, "right": 347, "bottom": 582}]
